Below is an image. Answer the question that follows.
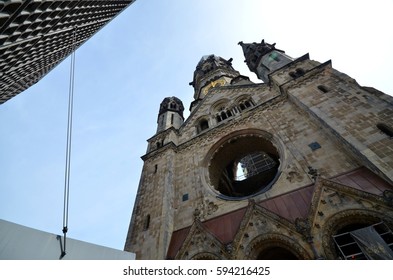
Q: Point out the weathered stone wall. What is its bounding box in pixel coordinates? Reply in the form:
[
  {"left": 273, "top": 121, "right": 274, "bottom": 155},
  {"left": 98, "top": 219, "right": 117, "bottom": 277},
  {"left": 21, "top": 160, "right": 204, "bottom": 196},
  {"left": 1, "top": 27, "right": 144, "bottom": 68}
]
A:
[
  {"left": 275, "top": 61, "right": 393, "bottom": 183},
  {"left": 124, "top": 147, "right": 176, "bottom": 259},
  {"left": 126, "top": 52, "right": 393, "bottom": 259}
]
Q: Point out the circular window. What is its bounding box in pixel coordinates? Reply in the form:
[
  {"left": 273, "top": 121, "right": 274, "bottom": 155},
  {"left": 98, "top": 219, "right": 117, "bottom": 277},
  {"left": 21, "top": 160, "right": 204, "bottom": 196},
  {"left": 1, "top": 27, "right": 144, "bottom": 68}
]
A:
[{"left": 206, "top": 130, "right": 282, "bottom": 199}]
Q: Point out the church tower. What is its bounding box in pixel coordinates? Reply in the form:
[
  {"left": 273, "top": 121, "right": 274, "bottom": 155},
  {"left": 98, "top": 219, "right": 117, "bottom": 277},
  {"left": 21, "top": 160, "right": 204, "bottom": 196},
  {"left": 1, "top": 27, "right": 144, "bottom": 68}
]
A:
[
  {"left": 157, "top": 97, "right": 184, "bottom": 133},
  {"left": 125, "top": 40, "right": 393, "bottom": 260},
  {"left": 239, "top": 39, "right": 293, "bottom": 82}
]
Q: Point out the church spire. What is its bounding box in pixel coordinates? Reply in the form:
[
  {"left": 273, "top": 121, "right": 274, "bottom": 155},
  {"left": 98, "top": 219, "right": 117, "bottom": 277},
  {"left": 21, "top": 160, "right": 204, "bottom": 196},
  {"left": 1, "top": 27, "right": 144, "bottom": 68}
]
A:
[{"left": 239, "top": 40, "right": 293, "bottom": 82}]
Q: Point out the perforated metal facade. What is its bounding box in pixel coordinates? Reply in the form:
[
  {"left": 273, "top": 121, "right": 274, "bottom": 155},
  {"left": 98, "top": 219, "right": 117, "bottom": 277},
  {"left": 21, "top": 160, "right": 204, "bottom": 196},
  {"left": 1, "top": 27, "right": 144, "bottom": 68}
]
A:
[{"left": 0, "top": 0, "right": 134, "bottom": 104}]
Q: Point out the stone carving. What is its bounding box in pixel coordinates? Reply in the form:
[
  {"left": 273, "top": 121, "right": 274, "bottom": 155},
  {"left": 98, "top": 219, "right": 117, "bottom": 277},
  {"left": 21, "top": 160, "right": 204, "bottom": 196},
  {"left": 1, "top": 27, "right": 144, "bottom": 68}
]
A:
[
  {"left": 327, "top": 191, "right": 343, "bottom": 206},
  {"left": 286, "top": 164, "right": 304, "bottom": 183},
  {"left": 196, "top": 199, "right": 218, "bottom": 220},
  {"left": 307, "top": 166, "right": 319, "bottom": 181},
  {"left": 295, "top": 218, "right": 312, "bottom": 242},
  {"left": 383, "top": 190, "right": 393, "bottom": 206}
]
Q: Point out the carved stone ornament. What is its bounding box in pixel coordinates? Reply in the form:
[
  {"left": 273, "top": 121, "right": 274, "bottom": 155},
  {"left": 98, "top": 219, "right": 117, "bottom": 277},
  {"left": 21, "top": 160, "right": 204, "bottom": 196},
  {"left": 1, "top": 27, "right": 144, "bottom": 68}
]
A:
[
  {"left": 196, "top": 199, "right": 218, "bottom": 220},
  {"left": 193, "top": 208, "right": 201, "bottom": 219},
  {"left": 295, "top": 218, "right": 312, "bottom": 241},
  {"left": 383, "top": 190, "right": 393, "bottom": 206},
  {"left": 286, "top": 164, "right": 304, "bottom": 183}
]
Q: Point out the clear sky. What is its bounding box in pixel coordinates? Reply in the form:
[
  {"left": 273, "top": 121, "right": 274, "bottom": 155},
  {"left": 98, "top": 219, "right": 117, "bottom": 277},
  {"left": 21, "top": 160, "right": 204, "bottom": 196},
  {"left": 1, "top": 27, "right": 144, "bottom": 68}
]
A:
[{"left": 1, "top": 0, "right": 392, "bottom": 251}]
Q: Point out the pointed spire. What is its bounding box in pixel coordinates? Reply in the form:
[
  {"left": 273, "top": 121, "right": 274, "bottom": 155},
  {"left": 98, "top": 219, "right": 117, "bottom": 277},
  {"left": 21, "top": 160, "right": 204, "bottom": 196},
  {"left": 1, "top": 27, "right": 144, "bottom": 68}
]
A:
[
  {"left": 239, "top": 39, "right": 293, "bottom": 82},
  {"left": 238, "top": 39, "right": 277, "bottom": 73}
]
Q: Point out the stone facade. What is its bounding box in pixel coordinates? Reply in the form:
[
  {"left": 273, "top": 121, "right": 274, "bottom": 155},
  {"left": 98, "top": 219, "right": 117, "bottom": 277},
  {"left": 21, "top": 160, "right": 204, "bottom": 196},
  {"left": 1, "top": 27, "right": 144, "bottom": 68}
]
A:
[{"left": 124, "top": 41, "right": 393, "bottom": 260}]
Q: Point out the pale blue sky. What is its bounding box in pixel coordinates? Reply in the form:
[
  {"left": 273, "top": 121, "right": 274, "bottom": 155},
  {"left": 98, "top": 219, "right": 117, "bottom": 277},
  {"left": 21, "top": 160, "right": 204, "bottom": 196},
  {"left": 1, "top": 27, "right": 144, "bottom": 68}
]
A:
[{"left": 1, "top": 0, "right": 392, "bottom": 251}]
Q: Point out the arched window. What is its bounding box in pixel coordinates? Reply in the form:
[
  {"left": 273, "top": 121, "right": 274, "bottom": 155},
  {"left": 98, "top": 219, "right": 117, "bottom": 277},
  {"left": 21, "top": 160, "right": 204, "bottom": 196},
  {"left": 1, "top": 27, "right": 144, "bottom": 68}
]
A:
[
  {"left": 221, "top": 111, "right": 227, "bottom": 120},
  {"left": 213, "top": 101, "right": 233, "bottom": 123},
  {"left": 143, "top": 214, "right": 150, "bottom": 231},
  {"left": 200, "top": 120, "right": 209, "bottom": 130},
  {"left": 333, "top": 222, "right": 393, "bottom": 259},
  {"left": 377, "top": 123, "right": 393, "bottom": 137},
  {"left": 318, "top": 85, "right": 329, "bottom": 93},
  {"left": 198, "top": 119, "right": 209, "bottom": 133},
  {"left": 170, "top": 102, "right": 176, "bottom": 109},
  {"left": 238, "top": 99, "right": 254, "bottom": 111},
  {"left": 289, "top": 68, "right": 305, "bottom": 79},
  {"left": 296, "top": 68, "right": 305, "bottom": 76}
]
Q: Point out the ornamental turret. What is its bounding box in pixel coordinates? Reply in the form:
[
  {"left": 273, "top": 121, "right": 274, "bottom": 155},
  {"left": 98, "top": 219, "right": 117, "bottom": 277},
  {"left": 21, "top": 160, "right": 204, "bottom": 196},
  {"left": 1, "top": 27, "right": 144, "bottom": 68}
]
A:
[{"left": 156, "top": 96, "right": 184, "bottom": 133}]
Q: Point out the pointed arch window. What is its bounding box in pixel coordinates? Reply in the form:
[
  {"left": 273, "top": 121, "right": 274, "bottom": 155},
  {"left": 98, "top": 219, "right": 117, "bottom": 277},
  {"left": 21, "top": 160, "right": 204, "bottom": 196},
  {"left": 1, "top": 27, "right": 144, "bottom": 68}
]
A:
[
  {"left": 221, "top": 111, "right": 228, "bottom": 120},
  {"left": 238, "top": 98, "right": 254, "bottom": 111}
]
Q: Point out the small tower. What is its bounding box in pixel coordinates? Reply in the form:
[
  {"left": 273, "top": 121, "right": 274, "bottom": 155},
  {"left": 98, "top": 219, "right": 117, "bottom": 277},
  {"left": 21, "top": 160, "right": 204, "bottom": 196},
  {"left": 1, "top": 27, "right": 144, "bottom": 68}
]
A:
[
  {"left": 157, "top": 96, "right": 184, "bottom": 133},
  {"left": 239, "top": 39, "right": 293, "bottom": 82},
  {"left": 189, "top": 55, "right": 242, "bottom": 112}
]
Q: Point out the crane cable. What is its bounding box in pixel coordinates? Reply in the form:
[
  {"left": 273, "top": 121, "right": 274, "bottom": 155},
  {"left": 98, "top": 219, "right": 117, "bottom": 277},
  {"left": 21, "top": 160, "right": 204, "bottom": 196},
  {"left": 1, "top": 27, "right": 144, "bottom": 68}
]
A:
[{"left": 61, "top": 27, "right": 77, "bottom": 258}]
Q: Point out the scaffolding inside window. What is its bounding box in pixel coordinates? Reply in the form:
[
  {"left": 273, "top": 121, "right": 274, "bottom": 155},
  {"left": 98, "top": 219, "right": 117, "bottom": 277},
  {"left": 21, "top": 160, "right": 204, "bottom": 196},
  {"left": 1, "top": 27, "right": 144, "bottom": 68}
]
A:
[
  {"left": 236, "top": 152, "right": 276, "bottom": 181},
  {"left": 333, "top": 222, "right": 393, "bottom": 260}
]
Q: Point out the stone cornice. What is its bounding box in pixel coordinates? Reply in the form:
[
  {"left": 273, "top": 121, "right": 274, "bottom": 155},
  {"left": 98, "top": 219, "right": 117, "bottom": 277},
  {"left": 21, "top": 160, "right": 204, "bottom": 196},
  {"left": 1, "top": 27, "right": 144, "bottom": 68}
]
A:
[{"left": 141, "top": 141, "right": 177, "bottom": 162}]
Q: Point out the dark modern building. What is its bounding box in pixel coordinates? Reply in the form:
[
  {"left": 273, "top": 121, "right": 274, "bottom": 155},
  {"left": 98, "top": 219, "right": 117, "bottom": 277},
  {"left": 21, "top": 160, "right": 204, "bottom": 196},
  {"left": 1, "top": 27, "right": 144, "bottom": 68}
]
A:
[{"left": 0, "top": 0, "right": 135, "bottom": 104}]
